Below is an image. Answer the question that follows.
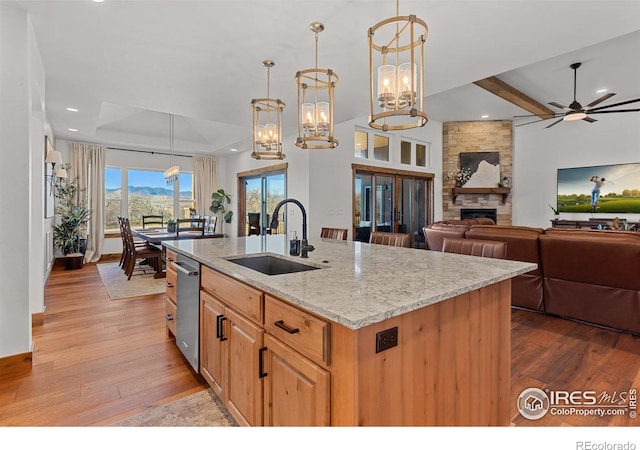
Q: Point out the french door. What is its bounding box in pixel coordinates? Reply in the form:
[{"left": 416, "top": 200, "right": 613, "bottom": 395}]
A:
[
  {"left": 238, "top": 164, "right": 287, "bottom": 237},
  {"left": 353, "top": 164, "right": 433, "bottom": 247}
]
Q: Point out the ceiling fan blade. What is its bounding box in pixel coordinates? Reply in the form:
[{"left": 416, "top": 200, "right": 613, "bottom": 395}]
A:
[
  {"left": 512, "top": 113, "right": 559, "bottom": 119},
  {"left": 514, "top": 117, "right": 555, "bottom": 127},
  {"left": 583, "top": 117, "right": 597, "bottom": 123},
  {"left": 549, "top": 101, "right": 569, "bottom": 110},
  {"left": 545, "top": 118, "right": 564, "bottom": 129},
  {"left": 585, "top": 92, "right": 615, "bottom": 109},
  {"left": 589, "top": 98, "right": 640, "bottom": 111},
  {"left": 588, "top": 108, "right": 640, "bottom": 114}
]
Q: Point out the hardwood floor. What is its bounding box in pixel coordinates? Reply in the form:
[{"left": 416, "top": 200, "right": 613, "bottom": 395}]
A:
[
  {"left": 0, "top": 260, "right": 207, "bottom": 426},
  {"left": 1, "top": 261, "right": 639, "bottom": 426}
]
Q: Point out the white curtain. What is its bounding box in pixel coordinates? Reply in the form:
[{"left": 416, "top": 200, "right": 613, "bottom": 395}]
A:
[
  {"left": 193, "top": 156, "right": 217, "bottom": 217},
  {"left": 71, "top": 142, "right": 106, "bottom": 263}
]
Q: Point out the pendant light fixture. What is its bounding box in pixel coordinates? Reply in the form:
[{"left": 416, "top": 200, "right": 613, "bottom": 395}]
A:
[
  {"left": 295, "top": 22, "right": 339, "bottom": 149},
  {"left": 164, "top": 113, "right": 179, "bottom": 184},
  {"left": 368, "top": 0, "right": 428, "bottom": 131},
  {"left": 251, "top": 60, "right": 286, "bottom": 160}
]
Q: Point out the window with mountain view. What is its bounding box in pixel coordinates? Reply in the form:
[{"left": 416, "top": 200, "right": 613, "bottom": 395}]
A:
[{"left": 104, "top": 167, "right": 194, "bottom": 233}]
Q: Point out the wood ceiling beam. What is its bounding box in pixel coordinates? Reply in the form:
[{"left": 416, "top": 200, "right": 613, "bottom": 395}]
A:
[{"left": 473, "top": 76, "right": 556, "bottom": 120}]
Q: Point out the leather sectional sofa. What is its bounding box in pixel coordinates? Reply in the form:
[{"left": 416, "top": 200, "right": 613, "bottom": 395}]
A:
[{"left": 423, "top": 223, "right": 640, "bottom": 335}]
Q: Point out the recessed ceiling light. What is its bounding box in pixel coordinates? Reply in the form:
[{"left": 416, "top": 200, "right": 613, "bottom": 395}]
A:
[
  {"left": 66, "top": 107, "right": 79, "bottom": 112},
  {"left": 596, "top": 88, "right": 608, "bottom": 94},
  {"left": 68, "top": 128, "right": 78, "bottom": 132},
  {"left": 92, "top": 0, "right": 104, "bottom": 3},
  {"left": 481, "top": 115, "right": 489, "bottom": 119},
  {"left": 230, "top": 148, "right": 237, "bottom": 152}
]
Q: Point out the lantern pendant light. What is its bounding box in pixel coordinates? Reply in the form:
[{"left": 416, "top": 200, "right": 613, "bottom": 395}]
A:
[
  {"left": 251, "top": 60, "right": 286, "bottom": 160},
  {"left": 295, "top": 22, "right": 339, "bottom": 149},
  {"left": 368, "top": 0, "right": 429, "bottom": 131}
]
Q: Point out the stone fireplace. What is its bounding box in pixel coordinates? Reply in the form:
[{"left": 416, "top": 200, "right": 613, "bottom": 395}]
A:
[{"left": 442, "top": 121, "right": 512, "bottom": 225}]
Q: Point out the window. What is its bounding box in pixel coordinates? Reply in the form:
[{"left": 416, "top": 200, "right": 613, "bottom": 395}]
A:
[
  {"left": 105, "top": 168, "right": 122, "bottom": 233},
  {"left": 104, "top": 166, "right": 193, "bottom": 233},
  {"left": 353, "top": 164, "right": 434, "bottom": 247},
  {"left": 373, "top": 135, "right": 389, "bottom": 162},
  {"left": 400, "top": 140, "right": 411, "bottom": 165},
  {"left": 179, "top": 172, "right": 194, "bottom": 219},
  {"left": 354, "top": 130, "right": 368, "bottom": 159},
  {"left": 237, "top": 164, "right": 287, "bottom": 237}
]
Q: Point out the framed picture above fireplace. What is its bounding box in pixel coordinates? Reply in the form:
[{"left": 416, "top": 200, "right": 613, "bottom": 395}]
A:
[
  {"left": 556, "top": 162, "right": 640, "bottom": 213},
  {"left": 459, "top": 152, "right": 500, "bottom": 188}
]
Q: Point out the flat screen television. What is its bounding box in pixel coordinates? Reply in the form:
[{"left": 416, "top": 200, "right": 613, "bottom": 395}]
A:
[{"left": 556, "top": 162, "right": 640, "bottom": 213}]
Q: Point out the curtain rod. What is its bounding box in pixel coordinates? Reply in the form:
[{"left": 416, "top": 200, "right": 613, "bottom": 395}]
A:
[{"left": 107, "top": 146, "right": 194, "bottom": 158}]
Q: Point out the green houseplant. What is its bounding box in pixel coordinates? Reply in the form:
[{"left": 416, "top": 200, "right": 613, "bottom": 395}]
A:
[
  {"left": 167, "top": 219, "right": 176, "bottom": 233},
  {"left": 210, "top": 188, "right": 233, "bottom": 235},
  {"left": 52, "top": 167, "right": 91, "bottom": 269}
]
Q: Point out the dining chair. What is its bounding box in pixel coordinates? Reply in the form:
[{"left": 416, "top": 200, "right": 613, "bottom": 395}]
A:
[
  {"left": 142, "top": 214, "right": 164, "bottom": 229},
  {"left": 441, "top": 237, "right": 507, "bottom": 259},
  {"left": 204, "top": 215, "right": 217, "bottom": 233},
  {"left": 122, "top": 217, "right": 163, "bottom": 280},
  {"left": 320, "top": 227, "right": 348, "bottom": 240},
  {"left": 248, "top": 212, "right": 260, "bottom": 236},
  {"left": 369, "top": 231, "right": 411, "bottom": 248},
  {"left": 118, "top": 217, "right": 147, "bottom": 269},
  {"left": 176, "top": 218, "right": 206, "bottom": 236}
]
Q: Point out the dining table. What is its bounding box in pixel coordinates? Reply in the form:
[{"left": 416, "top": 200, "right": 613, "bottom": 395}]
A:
[{"left": 131, "top": 228, "right": 224, "bottom": 277}]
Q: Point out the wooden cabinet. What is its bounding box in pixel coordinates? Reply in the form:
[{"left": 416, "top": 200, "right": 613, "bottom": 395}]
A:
[
  {"left": 200, "top": 290, "right": 225, "bottom": 398},
  {"left": 224, "top": 307, "right": 264, "bottom": 426},
  {"left": 200, "top": 266, "right": 265, "bottom": 426},
  {"left": 199, "top": 266, "right": 330, "bottom": 427},
  {"left": 263, "top": 334, "right": 330, "bottom": 426},
  {"left": 165, "top": 249, "right": 178, "bottom": 338}
]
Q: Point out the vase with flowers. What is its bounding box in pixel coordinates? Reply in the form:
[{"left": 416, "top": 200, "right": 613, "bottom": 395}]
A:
[{"left": 444, "top": 168, "right": 472, "bottom": 187}]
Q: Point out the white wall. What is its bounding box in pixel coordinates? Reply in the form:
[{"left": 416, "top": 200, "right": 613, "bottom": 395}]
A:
[
  {"left": 513, "top": 113, "right": 640, "bottom": 228},
  {"left": 222, "top": 114, "right": 443, "bottom": 242},
  {"left": 0, "top": 5, "right": 41, "bottom": 358},
  {"left": 308, "top": 117, "right": 443, "bottom": 240}
]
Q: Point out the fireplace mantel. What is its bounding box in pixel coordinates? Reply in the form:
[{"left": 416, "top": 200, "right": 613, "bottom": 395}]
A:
[{"left": 451, "top": 187, "right": 511, "bottom": 205}]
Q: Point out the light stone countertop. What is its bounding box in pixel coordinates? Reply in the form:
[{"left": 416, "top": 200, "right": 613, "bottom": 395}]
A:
[{"left": 164, "top": 235, "right": 537, "bottom": 330}]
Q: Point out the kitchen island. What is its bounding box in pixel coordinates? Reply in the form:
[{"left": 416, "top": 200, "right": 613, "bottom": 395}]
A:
[{"left": 164, "top": 235, "right": 536, "bottom": 426}]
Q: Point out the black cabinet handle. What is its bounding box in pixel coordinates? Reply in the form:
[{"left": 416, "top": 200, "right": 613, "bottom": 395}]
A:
[
  {"left": 216, "top": 314, "right": 224, "bottom": 339},
  {"left": 166, "top": 283, "right": 174, "bottom": 288},
  {"left": 274, "top": 320, "right": 300, "bottom": 334},
  {"left": 219, "top": 316, "right": 227, "bottom": 342},
  {"left": 165, "top": 314, "right": 174, "bottom": 321},
  {"left": 258, "top": 347, "right": 267, "bottom": 378}
]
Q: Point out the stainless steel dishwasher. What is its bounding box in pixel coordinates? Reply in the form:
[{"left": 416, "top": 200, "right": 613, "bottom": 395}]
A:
[{"left": 171, "top": 254, "right": 200, "bottom": 372}]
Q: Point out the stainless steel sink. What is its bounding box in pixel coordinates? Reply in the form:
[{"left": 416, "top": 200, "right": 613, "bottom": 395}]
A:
[{"left": 226, "top": 255, "right": 321, "bottom": 276}]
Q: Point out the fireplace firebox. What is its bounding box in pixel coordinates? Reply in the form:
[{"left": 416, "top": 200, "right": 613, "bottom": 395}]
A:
[{"left": 461, "top": 208, "right": 497, "bottom": 223}]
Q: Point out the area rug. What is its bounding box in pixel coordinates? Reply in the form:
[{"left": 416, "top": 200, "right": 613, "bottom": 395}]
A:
[
  {"left": 97, "top": 262, "right": 166, "bottom": 300},
  {"left": 109, "top": 389, "right": 237, "bottom": 427}
]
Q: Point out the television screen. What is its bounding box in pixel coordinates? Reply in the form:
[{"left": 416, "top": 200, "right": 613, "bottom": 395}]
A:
[{"left": 557, "top": 162, "right": 640, "bottom": 213}]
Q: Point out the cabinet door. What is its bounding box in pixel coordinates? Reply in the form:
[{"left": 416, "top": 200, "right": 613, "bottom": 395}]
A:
[
  {"left": 225, "top": 307, "right": 264, "bottom": 427},
  {"left": 263, "top": 334, "right": 330, "bottom": 426},
  {"left": 200, "top": 291, "right": 225, "bottom": 398}
]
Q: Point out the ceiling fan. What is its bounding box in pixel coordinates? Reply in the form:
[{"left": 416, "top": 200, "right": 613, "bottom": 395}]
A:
[{"left": 515, "top": 62, "right": 640, "bottom": 128}]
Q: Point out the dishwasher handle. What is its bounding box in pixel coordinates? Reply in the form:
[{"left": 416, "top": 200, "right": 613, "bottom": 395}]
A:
[{"left": 171, "top": 261, "right": 199, "bottom": 276}]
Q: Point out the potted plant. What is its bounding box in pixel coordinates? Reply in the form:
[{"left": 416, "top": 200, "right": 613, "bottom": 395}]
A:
[
  {"left": 167, "top": 219, "right": 176, "bottom": 233},
  {"left": 52, "top": 167, "right": 92, "bottom": 269},
  {"left": 210, "top": 188, "right": 233, "bottom": 235}
]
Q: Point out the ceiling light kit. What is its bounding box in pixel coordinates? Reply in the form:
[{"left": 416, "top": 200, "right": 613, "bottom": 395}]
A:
[
  {"left": 164, "top": 113, "right": 179, "bottom": 184},
  {"left": 251, "top": 60, "right": 285, "bottom": 160},
  {"left": 516, "top": 62, "right": 640, "bottom": 129},
  {"left": 368, "top": 0, "right": 428, "bottom": 131},
  {"left": 295, "top": 22, "right": 339, "bottom": 150}
]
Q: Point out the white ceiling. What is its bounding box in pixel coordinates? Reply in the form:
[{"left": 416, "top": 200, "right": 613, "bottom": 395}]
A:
[{"left": 13, "top": 0, "right": 640, "bottom": 155}]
